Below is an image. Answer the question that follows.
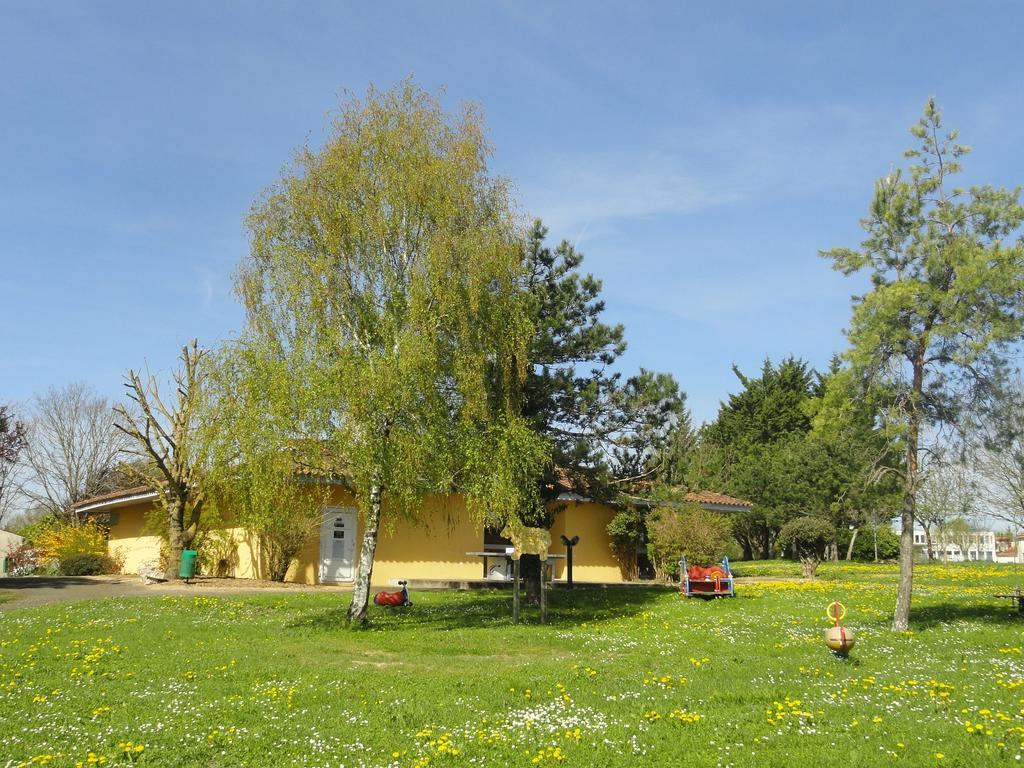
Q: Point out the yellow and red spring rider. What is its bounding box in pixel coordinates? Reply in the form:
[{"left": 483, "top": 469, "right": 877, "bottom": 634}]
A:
[{"left": 824, "top": 600, "right": 856, "bottom": 656}]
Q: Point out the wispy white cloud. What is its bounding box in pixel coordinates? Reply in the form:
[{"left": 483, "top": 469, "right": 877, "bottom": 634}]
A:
[
  {"left": 516, "top": 100, "right": 896, "bottom": 240},
  {"left": 518, "top": 152, "right": 745, "bottom": 236}
]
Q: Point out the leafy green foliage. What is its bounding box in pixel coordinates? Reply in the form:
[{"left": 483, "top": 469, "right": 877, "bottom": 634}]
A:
[
  {"left": 821, "top": 98, "right": 1024, "bottom": 629},
  {"left": 777, "top": 516, "right": 835, "bottom": 577},
  {"left": 57, "top": 551, "right": 112, "bottom": 576},
  {"left": 698, "top": 358, "right": 816, "bottom": 558},
  {"left": 646, "top": 504, "right": 733, "bottom": 577},
  {"left": 521, "top": 220, "right": 624, "bottom": 468},
  {"left": 834, "top": 521, "right": 902, "bottom": 562},
  {"left": 699, "top": 357, "right": 901, "bottom": 562},
  {"left": 204, "top": 340, "right": 330, "bottom": 582},
  {"left": 238, "top": 81, "right": 547, "bottom": 622},
  {"left": 606, "top": 507, "right": 643, "bottom": 580},
  {"left": 848, "top": 524, "right": 900, "bottom": 561},
  {"left": 520, "top": 222, "right": 689, "bottom": 491}
]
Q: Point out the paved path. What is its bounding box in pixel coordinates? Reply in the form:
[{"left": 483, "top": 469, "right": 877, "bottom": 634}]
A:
[{"left": 0, "top": 575, "right": 158, "bottom": 610}]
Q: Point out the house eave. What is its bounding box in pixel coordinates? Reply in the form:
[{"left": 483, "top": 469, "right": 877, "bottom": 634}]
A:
[{"left": 75, "top": 491, "right": 159, "bottom": 515}]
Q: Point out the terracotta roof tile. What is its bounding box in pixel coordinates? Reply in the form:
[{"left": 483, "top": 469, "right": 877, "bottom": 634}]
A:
[{"left": 72, "top": 485, "right": 157, "bottom": 510}]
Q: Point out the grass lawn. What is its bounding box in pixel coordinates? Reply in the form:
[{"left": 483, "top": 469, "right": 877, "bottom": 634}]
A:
[{"left": 1, "top": 563, "right": 1023, "bottom": 767}]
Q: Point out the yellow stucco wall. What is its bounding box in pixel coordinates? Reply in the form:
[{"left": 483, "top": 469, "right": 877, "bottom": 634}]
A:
[
  {"left": 550, "top": 501, "right": 626, "bottom": 582},
  {"left": 289, "top": 489, "right": 509, "bottom": 586},
  {"left": 103, "top": 504, "right": 261, "bottom": 578},
  {"left": 101, "top": 486, "right": 627, "bottom": 585},
  {"left": 105, "top": 501, "right": 161, "bottom": 574},
  {"left": 374, "top": 495, "right": 489, "bottom": 585}
]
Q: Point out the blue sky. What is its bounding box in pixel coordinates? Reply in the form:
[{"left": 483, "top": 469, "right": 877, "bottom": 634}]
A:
[{"left": 3, "top": 2, "right": 1024, "bottom": 424}]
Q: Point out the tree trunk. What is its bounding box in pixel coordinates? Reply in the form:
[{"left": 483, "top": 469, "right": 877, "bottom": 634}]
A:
[
  {"left": 522, "top": 554, "right": 541, "bottom": 605},
  {"left": 892, "top": 352, "right": 924, "bottom": 632},
  {"left": 830, "top": 540, "right": 840, "bottom": 562},
  {"left": 760, "top": 529, "right": 772, "bottom": 560},
  {"left": 801, "top": 556, "right": 819, "bottom": 579},
  {"left": 923, "top": 525, "right": 933, "bottom": 562},
  {"left": 740, "top": 539, "right": 753, "bottom": 561},
  {"left": 347, "top": 482, "right": 383, "bottom": 627},
  {"left": 846, "top": 527, "right": 859, "bottom": 561},
  {"left": 165, "top": 499, "right": 185, "bottom": 581}
]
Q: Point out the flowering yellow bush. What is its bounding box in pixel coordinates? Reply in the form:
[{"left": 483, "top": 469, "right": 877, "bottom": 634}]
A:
[{"left": 32, "top": 518, "right": 109, "bottom": 567}]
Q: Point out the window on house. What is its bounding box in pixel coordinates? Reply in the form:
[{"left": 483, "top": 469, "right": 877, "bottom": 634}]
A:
[{"left": 483, "top": 526, "right": 512, "bottom": 552}]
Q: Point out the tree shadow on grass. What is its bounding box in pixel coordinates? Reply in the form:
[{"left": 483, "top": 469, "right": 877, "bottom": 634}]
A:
[
  {"left": 288, "top": 585, "right": 673, "bottom": 633},
  {"left": 909, "top": 601, "right": 1023, "bottom": 630}
]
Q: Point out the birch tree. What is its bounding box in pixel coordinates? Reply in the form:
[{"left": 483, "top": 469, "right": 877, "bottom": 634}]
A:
[
  {"left": 822, "top": 99, "right": 1024, "bottom": 630},
  {"left": 240, "top": 82, "right": 547, "bottom": 625}
]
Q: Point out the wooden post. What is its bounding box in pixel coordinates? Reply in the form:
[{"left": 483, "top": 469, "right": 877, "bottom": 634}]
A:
[
  {"left": 512, "top": 557, "right": 520, "bottom": 624},
  {"left": 560, "top": 534, "right": 579, "bottom": 589},
  {"left": 539, "top": 559, "right": 547, "bottom": 624}
]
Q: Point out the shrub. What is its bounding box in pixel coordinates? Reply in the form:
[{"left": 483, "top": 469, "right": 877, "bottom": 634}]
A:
[
  {"left": 17, "top": 515, "right": 60, "bottom": 544},
  {"left": 778, "top": 516, "right": 835, "bottom": 578},
  {"left": 647, "top": 504, "right": 733, "bottom": 580},
  {"left": 607, "top": 508, "right": 643, "bottom": 581},
  {"left": 850, "top": 524, "right": 900, "bottom": 561},
  {"left": 32, "top": 517, "right": 109, "bottom": 566},
  {"left": 58, "top": 552, "right": 112, "bottom": 576}
]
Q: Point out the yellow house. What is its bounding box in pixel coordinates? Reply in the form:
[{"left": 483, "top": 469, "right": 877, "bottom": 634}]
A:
[{"left": 72, "top": 484, "right": 751, "bottom": 587}]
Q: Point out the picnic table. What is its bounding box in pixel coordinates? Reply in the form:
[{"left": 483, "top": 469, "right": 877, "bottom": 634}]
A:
[
  {"left": 993, "top": 586, "right": 1024, "bottom": 616},
  {"left": 465, "top": 550, "right": 566, "bottom": 580}
]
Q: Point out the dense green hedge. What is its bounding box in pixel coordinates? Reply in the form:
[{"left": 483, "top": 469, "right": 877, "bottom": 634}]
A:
[{"left": 58, "top": 552, "right": 113, "bottom": 576}]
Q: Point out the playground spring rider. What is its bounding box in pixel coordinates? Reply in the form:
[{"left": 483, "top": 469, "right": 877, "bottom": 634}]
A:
[
  {"left": 824, "top": 600, "right": 855, "bottom": 656},
  {"left": 374, "top": 580, "right": 412, "bottom": 607}
]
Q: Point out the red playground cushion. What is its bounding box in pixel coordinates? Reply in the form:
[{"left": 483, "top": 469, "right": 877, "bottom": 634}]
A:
[{"left": 687, "top": 566, "right": 729, "bottom": 580}]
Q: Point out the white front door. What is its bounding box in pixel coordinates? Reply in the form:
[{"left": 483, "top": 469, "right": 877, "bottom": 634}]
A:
[{"left": 319, "top": 507, "right": 356, "bottom": 583}]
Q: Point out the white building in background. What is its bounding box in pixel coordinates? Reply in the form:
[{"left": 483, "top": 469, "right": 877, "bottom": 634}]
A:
[
  {"left": 895, "top": 520, "right": 1024, "bottom": 564},
  {"left": 994, "top": 534, "right": 1024, "bottom": 564}
]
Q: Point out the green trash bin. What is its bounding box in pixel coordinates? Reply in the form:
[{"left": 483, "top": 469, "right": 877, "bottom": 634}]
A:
[{"left": 179, "top": 550, "right": 198, "bottom": 581}]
